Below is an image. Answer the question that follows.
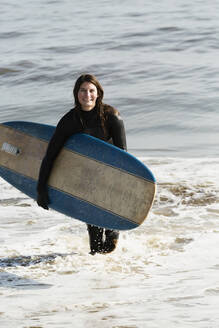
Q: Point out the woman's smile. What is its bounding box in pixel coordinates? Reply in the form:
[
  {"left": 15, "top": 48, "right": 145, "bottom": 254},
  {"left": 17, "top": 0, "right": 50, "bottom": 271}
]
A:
[{"left": 78, "top": 82, "right": 98, "bottom": 111}]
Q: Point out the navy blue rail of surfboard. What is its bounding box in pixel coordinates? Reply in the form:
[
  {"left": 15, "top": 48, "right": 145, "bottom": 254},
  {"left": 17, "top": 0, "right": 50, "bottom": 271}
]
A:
[
  {"left": 0, "top": 166, "right": 138, "bottom": 230},
  {"left": 3, "top": 121, "right": 156, "bottom": 183}
]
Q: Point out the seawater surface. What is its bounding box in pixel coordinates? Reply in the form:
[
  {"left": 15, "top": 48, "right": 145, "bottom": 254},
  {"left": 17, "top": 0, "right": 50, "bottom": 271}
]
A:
[
  {"left": 1, "top": 0, "right": 219, "bottom": 327},
  {"left": 1, "top": 0, "right": 219, "bottom": 157}
]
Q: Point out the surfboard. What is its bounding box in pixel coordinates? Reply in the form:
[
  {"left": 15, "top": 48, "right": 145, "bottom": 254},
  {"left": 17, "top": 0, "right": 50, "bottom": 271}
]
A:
[{"left": 0, "top": 121, "right": 156, "bottom": 230}]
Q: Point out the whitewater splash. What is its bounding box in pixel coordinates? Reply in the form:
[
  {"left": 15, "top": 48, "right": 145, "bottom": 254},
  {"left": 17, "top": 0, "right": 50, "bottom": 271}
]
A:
[{"left": 0, "top": 157, "right": 219, "bottom": 327}]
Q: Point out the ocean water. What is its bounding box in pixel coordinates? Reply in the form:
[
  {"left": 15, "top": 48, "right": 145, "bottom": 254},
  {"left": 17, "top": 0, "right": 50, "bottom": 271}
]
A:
[{"left": 0, "top": 0, "right": 219, "bottom": 327}]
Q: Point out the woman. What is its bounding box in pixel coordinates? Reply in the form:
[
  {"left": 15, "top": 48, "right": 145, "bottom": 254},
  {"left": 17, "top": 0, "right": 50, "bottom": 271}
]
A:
[{"left": 37, "top": 74, "right": 127, "bottom": 255}]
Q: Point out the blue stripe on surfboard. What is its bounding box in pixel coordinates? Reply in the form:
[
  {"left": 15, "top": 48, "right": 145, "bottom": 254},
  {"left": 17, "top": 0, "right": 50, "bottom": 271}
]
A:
[
  {"left": 3, "top": 121, "right": 55, "bottom": 141},
  {"left": 0, "top": 166, "right": 138, "bottom": 230},
  {"left": 3, "top": 121, "right": 156, "bottom": 183}
]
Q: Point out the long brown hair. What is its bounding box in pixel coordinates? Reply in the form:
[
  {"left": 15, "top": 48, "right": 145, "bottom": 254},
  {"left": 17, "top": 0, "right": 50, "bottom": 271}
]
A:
[{"left": 73, "top": 74, "right": 106, "bottom": 134}]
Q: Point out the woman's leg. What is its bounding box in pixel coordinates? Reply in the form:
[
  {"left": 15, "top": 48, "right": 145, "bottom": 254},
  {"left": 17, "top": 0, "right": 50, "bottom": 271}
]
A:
[
  {"left": 87, "top": 224, "right": 104, "bottom": 255},
  {"left": 102, "top": 229, "right": 119, "bottom": 253}
]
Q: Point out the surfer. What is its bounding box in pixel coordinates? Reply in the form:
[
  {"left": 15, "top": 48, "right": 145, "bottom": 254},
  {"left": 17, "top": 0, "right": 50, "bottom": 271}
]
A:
[{"left": 37, "top": 74, "right": 127, "bottom": 255}]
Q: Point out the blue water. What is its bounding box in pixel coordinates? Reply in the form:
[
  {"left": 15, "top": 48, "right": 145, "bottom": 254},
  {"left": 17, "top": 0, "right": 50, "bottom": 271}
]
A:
[{"left": 1, "top": 0, "right": 219, "bottom": 157}]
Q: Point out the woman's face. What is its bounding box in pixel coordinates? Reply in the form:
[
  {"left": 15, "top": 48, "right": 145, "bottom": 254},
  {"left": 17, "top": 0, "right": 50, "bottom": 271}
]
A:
[{"left": 78, "top": 82, "right": 98, "bottom": 111}]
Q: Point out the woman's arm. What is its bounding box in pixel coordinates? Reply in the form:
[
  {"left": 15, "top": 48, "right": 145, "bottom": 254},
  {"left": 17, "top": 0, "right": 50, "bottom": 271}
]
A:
[
  {"left": 108, "top": 112, "right": 127, "bottom": 151},
  {"left": 37, "top": 110, "right": 82, "bottom": 208},
  {"left": 37, "top": 123, "right": 68, "bottom": 193}
]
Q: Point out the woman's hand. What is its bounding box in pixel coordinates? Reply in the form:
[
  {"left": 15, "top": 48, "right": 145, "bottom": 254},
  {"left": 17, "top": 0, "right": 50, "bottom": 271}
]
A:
[{"left": 37, "top": 189, "right": 50, "bottom": 210}]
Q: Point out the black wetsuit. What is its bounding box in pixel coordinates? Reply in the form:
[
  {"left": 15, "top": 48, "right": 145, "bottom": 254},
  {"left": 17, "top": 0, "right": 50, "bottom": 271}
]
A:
[{"left": 37, "top": 105, "right": 127, "bottom": 255}]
